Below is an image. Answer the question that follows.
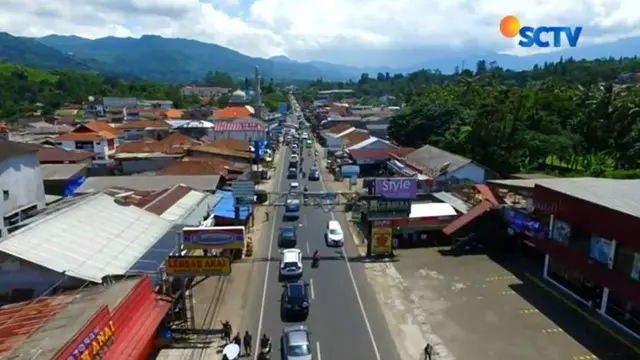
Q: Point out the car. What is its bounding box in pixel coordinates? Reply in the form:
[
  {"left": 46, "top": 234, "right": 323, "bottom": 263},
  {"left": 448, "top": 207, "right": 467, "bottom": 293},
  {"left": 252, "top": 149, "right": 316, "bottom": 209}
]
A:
[
  {"left": 284, "top": 198, "right": 300, "bottom": 220},
  {"left": 289, "top": 182, "right": 300, "bottom": 192},
  {"left": 325, "top": 220, "right": 344, "bottom": 246},
  {"left": 308, "top": 168, "right": 320, "bottom": 181},
  {"left": 281, "top": 325, "right": 313, "bottom": 360},
  {"left": 281, "top": 281, "right": 310, "bottom": 319},
  {"left": 280, "top": 249, "right": 303, "bottom": 278},
  {"left": 290, "top": 154, "right": 299, "bottom": 162},
  {"left": 279, "top": 225, "right": 297, "bottom": 248},
  {"left": 291, "top": 144, "right": 299, "bottom": 152},
  {"left": 287, "top": 168, "right": 298, "bottom": 179}
]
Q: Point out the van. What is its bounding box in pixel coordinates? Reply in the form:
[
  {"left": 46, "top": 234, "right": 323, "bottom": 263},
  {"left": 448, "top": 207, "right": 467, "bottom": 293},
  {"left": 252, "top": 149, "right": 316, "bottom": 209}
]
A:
[{"left": 325, "top": 220, "right": 344, "bottom": 246}]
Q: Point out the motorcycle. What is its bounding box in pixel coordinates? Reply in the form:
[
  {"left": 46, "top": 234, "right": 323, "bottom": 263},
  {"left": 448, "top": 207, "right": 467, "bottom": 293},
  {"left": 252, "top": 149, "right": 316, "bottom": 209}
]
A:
[
  {"left": 260, "top": 341, "right": 272, "bottom": 356},
  {"left": 311, "top": 257, "right": 319, "bottom": 268}
]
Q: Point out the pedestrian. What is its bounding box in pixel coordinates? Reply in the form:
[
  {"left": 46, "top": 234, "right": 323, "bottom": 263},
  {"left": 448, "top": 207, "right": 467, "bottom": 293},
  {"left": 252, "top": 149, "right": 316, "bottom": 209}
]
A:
[
  {"left": 243, "top": 331, "right": 252, "bottom": 356},
  {"left": 233, "top": 332, "right": 241, "bottom": 347},
  {"left": 424, "top": 343, "right": 433, "bottom": 360}
]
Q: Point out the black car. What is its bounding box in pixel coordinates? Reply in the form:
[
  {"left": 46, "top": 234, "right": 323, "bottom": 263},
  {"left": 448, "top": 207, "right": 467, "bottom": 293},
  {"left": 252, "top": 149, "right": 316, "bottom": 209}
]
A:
[
  {"left": 281, "top": 281, "right": 310, "bottom": 319},
  {"left": 287, "top": 168, "right": 297, "bottom": 179},
  {"left": 278, "top": 225, "right": 297, "bottom": 248},
  {"left": 308, "top": 167, "right": 320, "bottom": 181}
]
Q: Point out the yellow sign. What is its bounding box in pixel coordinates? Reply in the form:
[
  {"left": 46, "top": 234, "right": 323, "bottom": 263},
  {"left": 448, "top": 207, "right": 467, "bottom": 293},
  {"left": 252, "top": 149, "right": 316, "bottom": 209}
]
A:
[
  {"left": 165, "top": 256, "right": 231, "bottom": 276},
  {"left": 371, "top": 227, "right": 393, "bottom": 255}
]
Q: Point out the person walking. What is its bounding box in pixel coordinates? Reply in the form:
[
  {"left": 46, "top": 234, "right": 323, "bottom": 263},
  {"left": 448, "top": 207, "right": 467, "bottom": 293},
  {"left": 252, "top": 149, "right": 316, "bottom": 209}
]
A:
[
  {"left": 232, "top": 332, "right": 241, "bottom": 347},
  {"left": 243, "top": 331, "right": 252, "bottom": 356}
]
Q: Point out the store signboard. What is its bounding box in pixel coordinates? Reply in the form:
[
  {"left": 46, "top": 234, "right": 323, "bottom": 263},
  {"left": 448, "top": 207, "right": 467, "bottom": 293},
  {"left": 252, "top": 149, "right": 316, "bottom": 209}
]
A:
[
  {"left": 181, "top": 226, "right": 245, "bottom": 249},
  {"left": 55, "top": 306, "right": 115, "bottom": 360},
  {"left": 165, "top": 255, "right": 231, "bottom": 276},
  {"left": 589, "top": 235, "right": 615, "bottom": 268},
  {"left": 368, "top": 199, "right": 411, "bottom": 220},
  {"left": 550, "top": 219, "right": 570, "bottom": 245},
  {"left": 375, "top": 177, "right": 417, "bottom": 199}
]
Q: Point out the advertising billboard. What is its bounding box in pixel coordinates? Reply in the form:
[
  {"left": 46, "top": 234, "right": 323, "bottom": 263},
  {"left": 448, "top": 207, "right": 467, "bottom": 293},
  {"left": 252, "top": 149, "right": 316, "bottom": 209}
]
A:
[
  {"left": 55, "top": 306, "right": 115, "bottom": 360},
  {"left": 371, "top": 224, "right": 393, "bottom": 255},
  {"left": 375, "top": 177, "right": 417, "bottom": 199},
  {"left": 181, "top": 226, "right": 245, "bottom": 249},
  {"left": 165, "top": 256, "right": 231, "bottom": 276}
]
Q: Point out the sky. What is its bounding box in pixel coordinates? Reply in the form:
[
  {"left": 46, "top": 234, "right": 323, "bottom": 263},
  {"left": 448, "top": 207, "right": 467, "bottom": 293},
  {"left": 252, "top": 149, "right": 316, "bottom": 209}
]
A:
[{"left": 2, "top": 0, "right": 640, "bottom": 67}]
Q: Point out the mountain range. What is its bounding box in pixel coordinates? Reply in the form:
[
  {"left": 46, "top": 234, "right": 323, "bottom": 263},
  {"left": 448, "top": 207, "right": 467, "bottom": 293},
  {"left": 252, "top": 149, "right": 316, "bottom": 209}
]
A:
[{"left": 0, "top": 32, "right": 639, "bottom": 83}]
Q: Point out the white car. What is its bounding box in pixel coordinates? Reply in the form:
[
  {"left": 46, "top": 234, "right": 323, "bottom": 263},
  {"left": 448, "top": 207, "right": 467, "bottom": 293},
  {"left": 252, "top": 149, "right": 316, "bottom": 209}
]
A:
[
  {"left": 290, "top": 154, "right": 299, "bottom": 162},
  {"left": 290, "top": 182, "right": 300, "bottom": 192},
  {"left": 325, "top": 220, "right": 344, "bottom": 246},
  {"left": 301, "top": 132, "right": 308, "bottom": 140},
  {"left": 280, "top": 249, "right": 303, "bottom": 278}
]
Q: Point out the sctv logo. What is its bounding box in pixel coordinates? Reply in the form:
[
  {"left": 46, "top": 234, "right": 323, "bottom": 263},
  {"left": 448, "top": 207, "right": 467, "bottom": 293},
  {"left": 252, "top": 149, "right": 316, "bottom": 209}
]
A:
[{"left": 500, "top": 16, "right": 583, "bottom": 48}]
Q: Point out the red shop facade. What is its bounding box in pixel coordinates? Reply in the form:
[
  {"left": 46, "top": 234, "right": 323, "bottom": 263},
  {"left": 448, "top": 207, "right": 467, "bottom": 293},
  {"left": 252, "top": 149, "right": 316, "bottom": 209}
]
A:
[
  {"left": 530, "top": 184, "right": 640, "bottom": 338},
  {"left": 54, "top": 275, "right": 172, "bottom": 360}
]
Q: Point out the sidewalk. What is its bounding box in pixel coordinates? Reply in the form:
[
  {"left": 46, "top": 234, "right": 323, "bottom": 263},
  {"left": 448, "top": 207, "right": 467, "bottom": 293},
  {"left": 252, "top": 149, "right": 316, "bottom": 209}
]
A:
[{"left": 155, "top": 147, "right": 284, "bottom": 360}]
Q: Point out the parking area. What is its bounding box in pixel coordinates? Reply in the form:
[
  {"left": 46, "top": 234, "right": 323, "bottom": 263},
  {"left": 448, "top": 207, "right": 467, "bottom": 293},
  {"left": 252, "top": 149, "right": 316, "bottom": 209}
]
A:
[{"left": 392, "top": 247, "right": 638, "bottom": 360}]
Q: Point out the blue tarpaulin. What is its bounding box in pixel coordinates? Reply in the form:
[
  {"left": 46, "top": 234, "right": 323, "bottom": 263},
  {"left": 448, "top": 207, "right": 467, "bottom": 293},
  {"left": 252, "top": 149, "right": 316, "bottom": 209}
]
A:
[
  {"left": 63, "top": 176, "right": 86, "bottom": 197},
  {"left": 213, "top": 190, "right": 252, "bottom": 220}
]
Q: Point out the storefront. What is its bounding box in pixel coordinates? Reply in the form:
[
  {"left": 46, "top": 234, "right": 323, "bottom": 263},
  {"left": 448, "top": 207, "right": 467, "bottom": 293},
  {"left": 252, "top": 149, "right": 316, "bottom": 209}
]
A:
[
  {"left": 530, "top": 183, "right": 640, "bottom": 339},
  {"left": 391, "top": 202, "right": 458, "bottom": 247},
  {"left": 55, "top": 275, "right": 172, "bottom": 360}
]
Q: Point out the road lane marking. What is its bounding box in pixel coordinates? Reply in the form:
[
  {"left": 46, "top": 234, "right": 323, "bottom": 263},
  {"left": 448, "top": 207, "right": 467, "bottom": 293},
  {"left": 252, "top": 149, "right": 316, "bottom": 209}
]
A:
[
  {"left": 573, "top": 355, "right": 598, "bottom": 360},
  {"left": 499, "top": 291, "right": 515, "bottom": 295},
  {"left": 254, "top": 138, "right": 287, "bottom": 360},
  {"left": 310, "top": 278, "right": 315, "bottom": 300},
  {"left": 485, "top": 275, "right": 516, "bottom": 281},
  {"left": 306, "top": 241, "right": 310, "bottom": 255},
  {"left": 541, "top": 328, "right": 564, "bottom": 333},
  {"left": 519, "top": 309, "right": 540, "bottom": 314},
  {"left": 318, "top": 170, "right": 382, "bottom": 360},
  {"left": 316, "top": 341, "right": 322, "bottom": 360}
]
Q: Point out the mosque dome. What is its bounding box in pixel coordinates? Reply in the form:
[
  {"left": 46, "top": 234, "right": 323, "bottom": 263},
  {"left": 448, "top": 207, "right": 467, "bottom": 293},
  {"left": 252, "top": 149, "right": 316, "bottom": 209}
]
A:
[{"left": 230, "top": 89, "right": 247, "bottom": 103}]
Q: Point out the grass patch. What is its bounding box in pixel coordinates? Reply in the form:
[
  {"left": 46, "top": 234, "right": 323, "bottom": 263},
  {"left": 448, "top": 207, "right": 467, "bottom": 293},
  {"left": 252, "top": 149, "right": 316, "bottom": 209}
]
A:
[{"left": 0, "top": 63, "right": 59, "bottom": 82}]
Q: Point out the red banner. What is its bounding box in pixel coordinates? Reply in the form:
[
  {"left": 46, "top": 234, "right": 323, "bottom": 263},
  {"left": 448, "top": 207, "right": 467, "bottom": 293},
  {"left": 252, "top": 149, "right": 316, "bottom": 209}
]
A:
[{"left": 55, "top": 306, "right": 116, "bottom": 360}]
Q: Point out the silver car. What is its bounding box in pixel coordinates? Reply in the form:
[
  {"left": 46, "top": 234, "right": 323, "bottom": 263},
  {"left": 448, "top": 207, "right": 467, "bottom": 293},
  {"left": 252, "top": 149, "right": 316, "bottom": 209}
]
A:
[{"left": 282, "top": 325, "right": 313, "bottom": 360}]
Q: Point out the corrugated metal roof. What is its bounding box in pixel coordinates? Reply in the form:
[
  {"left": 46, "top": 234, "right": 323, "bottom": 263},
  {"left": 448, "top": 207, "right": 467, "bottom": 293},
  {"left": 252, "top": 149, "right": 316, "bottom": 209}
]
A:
[
  {"left": 160, "top": 190, "right": 208, "bottom": 223},
  {"left": 442, "top": 200, "right": 493, "bottom": 236},
  {"left": 0, "top": 193, "right": 174, "bottom": 283},
  {"left": 40, "top": 163, "right": 88, "bottom": 180},
  {"left": 432, "top": 192, "right": 472, "bottom": 213},
  {"left": 76, "top": 175, "right": 220, "bottom": 193},
  {"left": 347, "top": 137, "right": 388, "bottom": 150}
]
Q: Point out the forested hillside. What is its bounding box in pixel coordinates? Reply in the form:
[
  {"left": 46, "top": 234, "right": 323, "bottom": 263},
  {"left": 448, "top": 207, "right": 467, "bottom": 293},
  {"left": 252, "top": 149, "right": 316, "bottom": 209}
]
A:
[{"left": 308, "top": 57, "right": 640, "bottom": 178}]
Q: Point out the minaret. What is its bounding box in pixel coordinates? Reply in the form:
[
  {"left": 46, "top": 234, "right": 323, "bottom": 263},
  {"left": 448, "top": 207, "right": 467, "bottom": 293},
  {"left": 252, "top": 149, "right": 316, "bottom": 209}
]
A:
[{"left": 253, "top": 65, "right": 263, "bottom": 119}]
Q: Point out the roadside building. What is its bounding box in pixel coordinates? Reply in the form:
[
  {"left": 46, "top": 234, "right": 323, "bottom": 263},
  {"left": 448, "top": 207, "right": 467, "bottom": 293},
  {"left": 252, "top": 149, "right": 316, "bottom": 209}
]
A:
[
  {"left": 40, "top": 163, "right": 90, "bottom": 196},
  {"left": 0, "top": 275, "right": 171, "bottom": 360},
  {"left": 114, "top": 133, "right": 199, "bottom": 174},
  {"left": 211, "top": 119, "right": 266, "bottom": 142},
  {"left": 54, "top": 122, "right": 124, "bottom": 165},
  {"left": 75, "top": 175, "right": 221, "bottom": 194},
  {"left": 347, "top": 147, "right": 414, "bottom": 176},
  {"left": 0, "top": 141, "right": 46, "bottom": 237},
  {"left": 187, "top": 144, "right": 254, "bottom": 164},
  {"left": 118, "top": 119, "right": 172, "bottom": 141},
  {"left": 167, "top": 120, "right": 214, "bottom": 139},
  {"left": 212, "top": 106, "right": 255, "bottom": 120},
  {"left": 390, "top": 202, "right": 459, "bottom": 247},
  {"left": 103, "top": 97, "right": 138, "bottom": 111},
  {"left": 37, "top": 146, "right": 93, "bottom": 164}
]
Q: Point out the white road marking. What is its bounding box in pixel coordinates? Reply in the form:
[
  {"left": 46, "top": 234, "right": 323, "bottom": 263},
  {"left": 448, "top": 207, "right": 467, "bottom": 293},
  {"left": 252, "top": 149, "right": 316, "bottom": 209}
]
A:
[
  {"left": 318, "top": 169, "right": 382, "bottom": 360},
  {"left": 255, "top": 141, "right": 286, "bottom": 360},
  {"left": 306, "top": 241, "right": 310, "bottom": 255},
  {"left": 309, "top": 278, "right": 315, "bottom": 300},
  {"left": 316, "top": 341, "right": 322, "bottom": 360}
]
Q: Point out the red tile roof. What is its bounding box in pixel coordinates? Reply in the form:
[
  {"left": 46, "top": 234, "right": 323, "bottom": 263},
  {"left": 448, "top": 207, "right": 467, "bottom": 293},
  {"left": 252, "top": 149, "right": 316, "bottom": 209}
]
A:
[
  {"left": 442, "top": 200, "right": 494, "bottom": 236},
  {"left": 158, "top": 161, "right": 230, "bottom": 177},
  {"left": 0, "top": 296, "right": 72, "bottom": 356},
  {"left": 213, "top": 106, "right": 253, "bottom": 120},
  {"left": 341, "top": 131, "right": 370, "bottom": 148},
  {"left": 188, "top": 145, "right": 253, "bottom": 159},
  {"left": 116, "top": 133, "right": 198, "bottom": 154},
  {"left": 326, "top": 123, "right": 352, "bottom": 135},
  {"left": 55, "top": 121, "right": 123, "bottom": 141},
  {"left": 348, "top": 147, "right": 415, "bottom": 161},
  {"left": 213, "top": 121, "right": 265, "bottom": 132},
  {"left": 38, "top": 147, "right": 93, "bottom": 163}
]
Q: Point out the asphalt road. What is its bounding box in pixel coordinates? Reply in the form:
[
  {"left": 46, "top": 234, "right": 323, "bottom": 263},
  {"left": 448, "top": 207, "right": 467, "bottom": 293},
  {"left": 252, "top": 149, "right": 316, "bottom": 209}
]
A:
[{"left": 245, "top": 111, "right": 401, "bottom": 360}]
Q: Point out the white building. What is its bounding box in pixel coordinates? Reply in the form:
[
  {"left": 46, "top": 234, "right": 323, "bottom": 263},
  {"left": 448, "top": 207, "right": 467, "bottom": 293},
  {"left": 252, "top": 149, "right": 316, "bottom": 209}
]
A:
[
  {"left": 54, "top": 122, "right": 124, "bottom": 165},
  {"left": 0, "top": 141, "right": 46, "bottom": 237},
  {"left": 102, "top": 97, "right": 138, "bottom": 110}
]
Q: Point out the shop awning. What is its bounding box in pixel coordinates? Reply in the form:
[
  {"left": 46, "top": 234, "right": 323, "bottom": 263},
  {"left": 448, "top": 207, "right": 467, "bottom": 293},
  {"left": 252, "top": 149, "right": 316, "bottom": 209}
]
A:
[
  {"left": 212, "top": 190, "right": 251, "bottom": 221},
  {"left": 106, "top": 277, "right": 172, "bottom": 360},
  {"left": 442, "top": 200, "right": 494, "bottom": 236}
]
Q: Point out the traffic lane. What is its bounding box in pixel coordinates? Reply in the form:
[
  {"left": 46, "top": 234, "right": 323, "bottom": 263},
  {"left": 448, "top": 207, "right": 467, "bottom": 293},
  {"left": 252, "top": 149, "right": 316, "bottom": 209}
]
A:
[
  {"left": 296, "top": 170, "right": 401, "bottom": 360},
  {"left": 299, "top": 205, "right": 380, "bottom": 360},
  {"left": 247, "top": 144, "right": 291, "bottom": 358}
]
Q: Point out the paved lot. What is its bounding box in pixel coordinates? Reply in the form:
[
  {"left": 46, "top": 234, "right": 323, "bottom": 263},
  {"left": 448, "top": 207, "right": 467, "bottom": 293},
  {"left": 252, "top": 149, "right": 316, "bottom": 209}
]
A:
[{"left": 389, "top": 247, "right": 638, "bottom": 360}]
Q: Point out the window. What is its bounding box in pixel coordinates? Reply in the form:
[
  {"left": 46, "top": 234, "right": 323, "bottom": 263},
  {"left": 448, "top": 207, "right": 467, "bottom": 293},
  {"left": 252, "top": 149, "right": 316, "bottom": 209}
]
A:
[
  {"left": 55, "top": 142, "right": 63, "bottom": 146},
  {"left": 2, "top": 190, "right": 8, "bottom": 201},
  {"left": 95, "top": 142, "right": 102, "bottom": 145},
  {"left": 614, "top": 246, "right": 638, "bottom": 280},
  {"left": 94, "top": 155, "right": 105, "bottom": 160}
]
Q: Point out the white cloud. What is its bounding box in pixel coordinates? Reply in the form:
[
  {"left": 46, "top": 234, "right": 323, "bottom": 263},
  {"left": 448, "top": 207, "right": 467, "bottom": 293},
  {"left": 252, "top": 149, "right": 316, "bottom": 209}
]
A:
[{"left": 1, "top": 0, "right": 639, "bottom": 66}]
